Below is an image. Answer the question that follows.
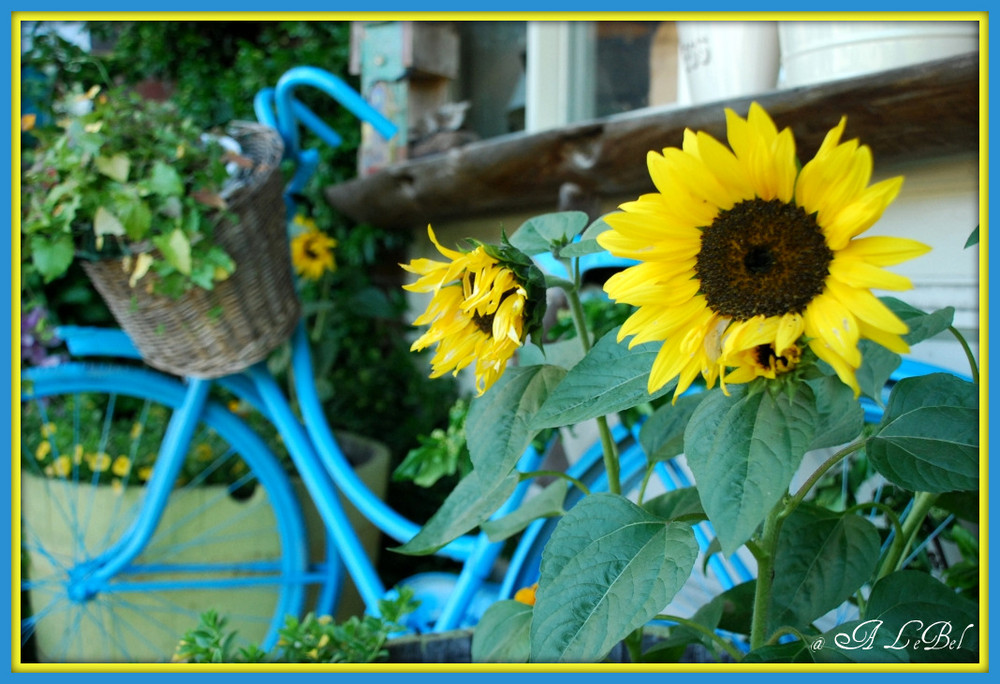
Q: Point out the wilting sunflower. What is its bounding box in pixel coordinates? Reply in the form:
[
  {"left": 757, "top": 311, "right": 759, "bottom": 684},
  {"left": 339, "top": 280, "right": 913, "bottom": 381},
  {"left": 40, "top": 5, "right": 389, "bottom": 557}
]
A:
[
  {"left": 402, "top": 226, "right": 542, "bottom": 395},
  {"left": 290, "top": 215, "right": 337, "bottom": 281},
  {"left": 598, "top": 103, "right": 930, "bottom": 398}
]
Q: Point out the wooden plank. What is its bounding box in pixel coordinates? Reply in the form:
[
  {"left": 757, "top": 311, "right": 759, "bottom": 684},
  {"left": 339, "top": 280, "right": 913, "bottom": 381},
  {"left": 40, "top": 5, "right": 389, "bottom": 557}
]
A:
[{"left": 325, "top": 52, "right": 978, "bottom": 230}]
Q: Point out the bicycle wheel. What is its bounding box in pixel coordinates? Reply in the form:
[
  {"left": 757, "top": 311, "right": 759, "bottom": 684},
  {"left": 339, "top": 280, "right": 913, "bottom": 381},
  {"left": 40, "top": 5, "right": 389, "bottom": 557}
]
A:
[{"left": 20, "top": 362, "right": 318, "bottom": 663}]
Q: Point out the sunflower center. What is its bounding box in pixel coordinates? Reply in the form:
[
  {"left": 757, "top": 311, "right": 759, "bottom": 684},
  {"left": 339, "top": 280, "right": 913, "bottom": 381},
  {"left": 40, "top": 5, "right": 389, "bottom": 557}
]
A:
[
  {"left": 472, "top": 310, "right": 495, "bottom": 335},
  {"left": 695, "top": 198, "right": 833, "bottom": 320}
]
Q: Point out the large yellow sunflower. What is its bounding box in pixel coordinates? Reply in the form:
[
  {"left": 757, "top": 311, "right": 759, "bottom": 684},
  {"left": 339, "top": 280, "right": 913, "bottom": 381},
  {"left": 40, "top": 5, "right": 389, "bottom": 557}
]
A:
[
  {"left": 402, "top": 226, "right": 529, "bottom": 395},
  {"left": 598, "top": 103, "right": 930, "bottom": 398},
  {"left": 290, "top": 215, "right": 337, "bottom": 281}
]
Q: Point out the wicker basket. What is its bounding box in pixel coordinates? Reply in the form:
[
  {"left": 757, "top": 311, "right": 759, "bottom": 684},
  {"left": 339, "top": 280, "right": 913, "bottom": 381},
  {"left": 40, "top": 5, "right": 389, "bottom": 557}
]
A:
[{"left": 83, "top": 122, "right": 300, "bottom": 378}]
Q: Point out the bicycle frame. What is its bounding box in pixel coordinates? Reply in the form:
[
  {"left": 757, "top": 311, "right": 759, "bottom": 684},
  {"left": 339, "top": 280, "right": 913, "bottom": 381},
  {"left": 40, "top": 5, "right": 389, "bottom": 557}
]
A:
[{"left": 53, "top": 315, "right": 547, "bottom": 633}]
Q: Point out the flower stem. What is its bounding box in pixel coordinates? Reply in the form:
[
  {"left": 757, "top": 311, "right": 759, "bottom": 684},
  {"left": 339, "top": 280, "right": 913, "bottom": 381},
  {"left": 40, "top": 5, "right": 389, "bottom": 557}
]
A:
[
  {"left": 564, "top": 270, "right": 621, "bottom": 494},
  {"left": 788, "top": 440, "right": 866, "bottom": 510},
  {"left": 878, "top": 490, "right": 939, "bottom": 579},
  {"left": 949, "top": 325, "right": 979, "bottom": 384},
  {"left": 519, "top": 469, "right": 591, "bottom": 496},
  {"left": 749, "top": 503, "right": 784, "bottom": 651}
]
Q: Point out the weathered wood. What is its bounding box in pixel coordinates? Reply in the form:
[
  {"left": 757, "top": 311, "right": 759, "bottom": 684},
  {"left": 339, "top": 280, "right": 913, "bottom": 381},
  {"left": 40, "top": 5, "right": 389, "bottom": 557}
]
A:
[{"left": 325, "top": 52, "right": 979, "bottom": 230}]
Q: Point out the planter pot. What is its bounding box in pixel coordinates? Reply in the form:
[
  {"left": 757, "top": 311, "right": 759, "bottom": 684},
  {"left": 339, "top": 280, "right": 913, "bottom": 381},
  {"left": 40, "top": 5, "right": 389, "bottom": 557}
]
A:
[
  {"left": 778, "top": 21, "right": 978, "bottom": 88},
  {"left": 676, "top": 21, "right": 779, "bottom": 104},
  {"left": 21, "top": 430, "right": 389, "bottom": 662}
]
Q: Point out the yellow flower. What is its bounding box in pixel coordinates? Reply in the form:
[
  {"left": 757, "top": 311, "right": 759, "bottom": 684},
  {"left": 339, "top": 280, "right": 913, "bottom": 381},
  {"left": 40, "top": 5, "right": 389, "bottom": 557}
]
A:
[
  {"left": 35, "top": 441, "right": 51, "bottom": 460},
  {"left": 290, "top": 216, "right": 338, "bottom": 281},
  {"left": 130, "top": 422, "right": 143, "bottom": 440},
  {"left": 41, "top": 423, "right": 57, "bottom": 437},
  {"left": 52, "top": 456, "right": 72, "bottom": 478},
  {"left": 138, "top": 464, "right": 154, "bottom": 482},
  {"left": 112, "top": 455, "right": 132, "bottom": 477},
  {"left": 514, "top": 583, "right": 538, "bottom": 606},
  {"left": 87, "top": 452, "right": 112, "bottom": 472},
  {"left": 402, "top": 226, "right": 529, "bottom": 395},
  {"left": 599, "top": 103, "right": 930, "bottom": 398},
  {"left": 194, "top": 443, "right": 213, "bottom": 462}
]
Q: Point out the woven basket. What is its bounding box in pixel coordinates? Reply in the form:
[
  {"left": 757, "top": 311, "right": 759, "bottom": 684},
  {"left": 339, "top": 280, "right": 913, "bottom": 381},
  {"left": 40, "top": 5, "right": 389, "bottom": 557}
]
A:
[{"left": 83, "top": 122, "right": 300, "bottom": 378}]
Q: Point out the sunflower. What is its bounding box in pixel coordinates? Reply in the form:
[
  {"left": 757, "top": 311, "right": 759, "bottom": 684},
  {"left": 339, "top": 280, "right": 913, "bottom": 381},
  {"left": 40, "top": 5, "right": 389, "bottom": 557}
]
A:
[
  {"left": 290, "top": 215, "right": 338, "bottom": 281},
  {"left": 402, "top": 226, "right": 532, "bottom": 395},
  {"left": 598, "top": 103, "right": 930, "bottom": 398}
]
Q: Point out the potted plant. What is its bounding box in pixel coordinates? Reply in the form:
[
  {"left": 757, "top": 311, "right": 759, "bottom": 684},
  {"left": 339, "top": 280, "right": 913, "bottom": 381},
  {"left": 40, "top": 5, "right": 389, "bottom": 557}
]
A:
[{"left": 21, "top": 84, "right": 299, "bottom": 378}]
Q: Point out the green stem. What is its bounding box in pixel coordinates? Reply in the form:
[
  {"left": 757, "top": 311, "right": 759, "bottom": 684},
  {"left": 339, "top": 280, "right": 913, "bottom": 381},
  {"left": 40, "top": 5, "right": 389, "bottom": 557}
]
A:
[
  {"left": 949, "top": 325, "right": 980, "bottom": 384},
  {"left": 656, "top": 613, "right": 744, "bottom": 662},
  {"left": 564, "top": 274, "right": 621, "bottom": 494},
  {"left": 879, "top": 491, "right": 939, "bottom": 578},
  {"left": 749, "top": 503, "right": 784, "bottom": 651},
  {"left": 787, "top": 440, "right": 867, "bottom": 511},
  {"left": 519, "top": 469, "right": 591, "bottom": 496}
]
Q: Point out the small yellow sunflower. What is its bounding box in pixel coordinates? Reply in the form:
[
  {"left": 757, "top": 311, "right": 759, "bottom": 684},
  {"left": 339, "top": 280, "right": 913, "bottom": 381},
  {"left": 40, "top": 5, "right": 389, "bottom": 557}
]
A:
[
  {"left": 290, "top": 216, "right": 338, "bottom": 281},
  {"left": 598, "top": 103, "right": 930, "bottom": 398},
  {"left": 402, "top": 226, "right": 531, "bottom": 395}
]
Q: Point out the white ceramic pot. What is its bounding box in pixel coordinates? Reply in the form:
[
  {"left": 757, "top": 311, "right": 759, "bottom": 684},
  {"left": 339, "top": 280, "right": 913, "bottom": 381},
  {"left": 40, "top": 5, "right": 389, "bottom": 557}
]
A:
[
  {"left": 676, "top": 21, "right": 780, "bottom": 104},
  {"left": 778, "top": 20, "right": 978, "bottom": 88}
]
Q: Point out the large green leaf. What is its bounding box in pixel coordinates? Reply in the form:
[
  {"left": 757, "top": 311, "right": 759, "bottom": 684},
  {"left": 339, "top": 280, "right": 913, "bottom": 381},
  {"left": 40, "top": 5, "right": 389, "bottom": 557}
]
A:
[
  {"left": 94, "top": 153, "right": 130, "bottom": 182},
  {"left": 806, "top": 375, "right": 865, "bottom": 450},
  {"left": 471, "top": 600, "right": 532, "bottom": 663},
  {"left": 881, "top": 297, "right": 955, "bottom": 346},
  {"left": 467, "top": 364, "right": 566, "bottom": 485},
  {"left": 481, "top": 479, "right": 567, "bottom": 542},
  {"left": 529, "top": 493, "right": 698, "bottom": 662},
  {"left": 148, "top": 160, "right": 184, "bottom": 197},
  {"left": 684, "top": 384, "right": 817, "bottom": 555},
  {"left": 768, "top": 506, "right": 881, "bottom": 634},
  {"left": 639, "top": 393, "right": 706, "bottom": 462},
  {"left": 855, "top": 339, "right": 900, "bottom": 406},
  {"left": 391, "top": 470, "right": 519, "bottom": 556},
  {"left": 531, "top": 327, "right": 675, "bottom": 429},
  {"left": 861, "top": 570, "right": 978, "bottom": 663},
  {"left": 868, "top": 373, "right": 978, "bottom": 492},
  {"left": 641, "top": 487, "right": 706, "bottom": 523},
  {"left": 509, "top": 211, "right": 589, "bottom": 256}
]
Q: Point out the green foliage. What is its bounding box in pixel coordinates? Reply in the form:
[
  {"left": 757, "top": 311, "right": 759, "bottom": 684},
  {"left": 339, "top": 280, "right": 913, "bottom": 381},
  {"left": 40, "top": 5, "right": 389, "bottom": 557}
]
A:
[
  {"left": 21, "top": 86, "right": 234, "bottom": 296},
  {"left": 174, "top": 588, "right": 419, "bottom": 663},
  {"left": 394, "top": 398, "right": 472, "bottom": 488},
  {"left": 400, "top": 209, "right": 980, "bottom": 664}
]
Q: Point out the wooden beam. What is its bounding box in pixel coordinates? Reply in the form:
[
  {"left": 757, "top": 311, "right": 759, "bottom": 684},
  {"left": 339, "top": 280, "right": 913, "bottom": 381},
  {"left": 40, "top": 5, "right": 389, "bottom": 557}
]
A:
[{"left": 324, "top": 52, "right": 978, "bottom": 230}]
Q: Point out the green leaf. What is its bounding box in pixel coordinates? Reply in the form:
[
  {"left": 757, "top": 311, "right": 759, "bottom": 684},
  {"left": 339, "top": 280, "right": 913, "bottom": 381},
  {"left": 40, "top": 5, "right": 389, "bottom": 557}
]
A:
[
  {"left": 639, "top": 393, "right": 706, "bottom": 462},
  {"left": 148, "top": 160, "right": 184, "bottom": 197},
  {"left": 509, "top": 211, "right": 589, "bottom": 256},
  {"left": 862, "top": 570, "right": 978, "bottom": 662},
  {"left": 115, "top": 195, "right": 153, "bottom": 241},
  {"left": 557, "top": 238, "right": 603, "bottom": 258},
  {"left": 806, "top": 375, "right": 865, "bottom": 450},
  {"left": 29, "top": 234, "right": 75, "bottom": 283},
  {"left": 391, "top": 470, "right": 519, "bottom": 556},
  {"left": 517, "top": 337, "right": 585, "bottom": 371},
  {"left": 641, "top": 487, "right": 706, "bottom": 523},
  {"left": 93, "top": 206, "right": 126, "bottom": 237},
  {"left": 467, "top": 364, "right": 566, "bottom": 486},
  {"left": 684, "top": 384, "right": 817, "bottom": 555},
  {"left": 471, "top": 600, "right": 532, "bottom": 663},
  {"left": 855, "top": 339, "right": 900, "bottom": 406},
  {"left": 868, "top": 373, "right": 978, "bottom": 492},
  {"left": 531, "top": 327, "right": 675, "bottom": 429},
  {"left": 94, "top": 153, "right": 130, "bottom": 182},
  {"left": 529, "top": 493, "right": 698, "bottom": 662},
  {"left": 152, "top": 228, "right": 192, "bottom": 276},
  {"left": 768, "top": 506, "right": 881, "bottom": 634},
  {"left": 881, "top": 297, "right": 955, "bottom": 346},
  {"left": 481, "top": 479, "right": 567, "bottom": 542},
  {"left": 964, "top": 226, "right": 978, "bottom": 248}
]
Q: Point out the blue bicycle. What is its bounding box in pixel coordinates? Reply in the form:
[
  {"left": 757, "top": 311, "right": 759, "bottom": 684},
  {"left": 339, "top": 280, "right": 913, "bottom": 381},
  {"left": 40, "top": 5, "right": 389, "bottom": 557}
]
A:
[{"left": 19, "top": 66, "right": 964, "bottom": 663}]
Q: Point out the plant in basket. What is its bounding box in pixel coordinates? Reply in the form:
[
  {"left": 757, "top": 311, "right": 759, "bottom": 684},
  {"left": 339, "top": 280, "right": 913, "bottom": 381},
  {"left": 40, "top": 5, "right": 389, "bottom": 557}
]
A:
[
  {"left": 21, "top": 84, "right": 238, "bottom": 297},
  {"left": 21, "top": 84, "right": 298, "bottom": 378}
]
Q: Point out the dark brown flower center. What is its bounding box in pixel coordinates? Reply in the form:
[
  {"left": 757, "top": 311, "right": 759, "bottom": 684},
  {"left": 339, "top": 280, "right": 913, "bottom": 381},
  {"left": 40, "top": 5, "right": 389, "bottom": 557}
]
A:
[
  {"left": 695, "top": 198, "right": 833, "bottom": 320},
  {"left": 472, "top": 311, "right": 495, "bottom": 335}
]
